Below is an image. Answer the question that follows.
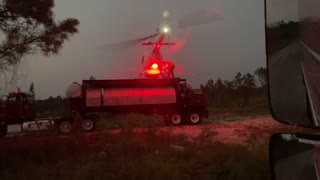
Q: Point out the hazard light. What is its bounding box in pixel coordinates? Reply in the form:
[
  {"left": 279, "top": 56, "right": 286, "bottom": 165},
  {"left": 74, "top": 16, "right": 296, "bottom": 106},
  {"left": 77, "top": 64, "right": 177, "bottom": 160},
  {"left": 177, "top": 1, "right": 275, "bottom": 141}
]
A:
[
  {"left": 146, "top": 68, "right": 160, "bottom": 75},
  {"left": 151, "top": 63, "right": 158, "bottom": 69}
]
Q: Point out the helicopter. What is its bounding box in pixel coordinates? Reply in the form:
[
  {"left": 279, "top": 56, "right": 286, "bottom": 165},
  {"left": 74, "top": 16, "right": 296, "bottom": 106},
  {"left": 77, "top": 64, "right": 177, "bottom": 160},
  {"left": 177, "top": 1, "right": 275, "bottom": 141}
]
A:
[
  {"left": 103, "top": 24, "right": 178, "bottom": 79},
  {"left": 138, "top": 25, "right": 177, "bottom": 79},
  {"left": 102, "top": 9, "right": 221, "bottom": 79}
]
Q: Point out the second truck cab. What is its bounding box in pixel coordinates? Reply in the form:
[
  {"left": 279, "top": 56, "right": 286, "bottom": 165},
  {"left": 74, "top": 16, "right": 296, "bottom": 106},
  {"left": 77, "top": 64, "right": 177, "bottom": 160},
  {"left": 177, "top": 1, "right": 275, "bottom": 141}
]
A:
[{"left": 0, "top": 92, "right": 36, "bottom": 136}]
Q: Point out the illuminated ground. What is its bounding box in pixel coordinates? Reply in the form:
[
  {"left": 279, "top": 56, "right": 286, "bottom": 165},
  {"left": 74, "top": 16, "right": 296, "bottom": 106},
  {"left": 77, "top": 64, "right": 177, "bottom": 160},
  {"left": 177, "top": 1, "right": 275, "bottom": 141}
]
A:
[{"left": 4, "top": 116, "right": 318, "bottom": 145}]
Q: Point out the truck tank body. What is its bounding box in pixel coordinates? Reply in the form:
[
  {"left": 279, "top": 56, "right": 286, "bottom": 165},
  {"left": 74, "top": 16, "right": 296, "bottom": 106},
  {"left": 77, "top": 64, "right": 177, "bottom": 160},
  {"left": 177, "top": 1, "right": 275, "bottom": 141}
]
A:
[
  {"left": 82, "top": 79, "right": 181, "bottom": 107},
  {"left": 66, "top": 82, "right": 82, "bottom": 98},
  {"left": 84, "top": 87, "right": 176, "bottom": 107},
  {"left": 85, "top": 88, "right": 102, "bottom": 107},
  {"left": 67, "top": 78, "right": 195, "bottom": 114},
  {"left": 103, "top": 87, "right": 176, "bottom": 106}
]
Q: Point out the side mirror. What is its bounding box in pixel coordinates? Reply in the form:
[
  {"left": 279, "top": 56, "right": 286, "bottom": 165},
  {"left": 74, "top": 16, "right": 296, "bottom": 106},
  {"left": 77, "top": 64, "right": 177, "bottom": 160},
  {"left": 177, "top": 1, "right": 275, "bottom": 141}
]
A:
[
  {"left": 265, "top": 0, "right": 320, "bottom": 128},
  {"left": 270, "top": 133, "right": 320, "bottom": 180}
]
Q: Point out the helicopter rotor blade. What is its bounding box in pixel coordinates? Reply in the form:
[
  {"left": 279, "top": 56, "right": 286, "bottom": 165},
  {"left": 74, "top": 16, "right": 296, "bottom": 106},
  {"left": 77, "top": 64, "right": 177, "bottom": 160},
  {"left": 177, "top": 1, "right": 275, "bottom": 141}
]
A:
[
  {"left": 101, "top": 32, "right": 160, "bottom": 50},
  {"left": 101, "top": 7, "right": 221, "bottom": 51}
]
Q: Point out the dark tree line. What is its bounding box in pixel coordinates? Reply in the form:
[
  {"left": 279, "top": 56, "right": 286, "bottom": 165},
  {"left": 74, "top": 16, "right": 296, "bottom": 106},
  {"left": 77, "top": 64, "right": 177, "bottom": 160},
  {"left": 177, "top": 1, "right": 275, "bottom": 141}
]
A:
[
  {"left": 27, "top": 83, "right": 70, "bottom": 117},
  {"left": 266, "top": 21, "right": 300, "bottom": 56},
  {"left": 35, "top": 96, "right": 71, "bottom": 117},
  {"left": 200, "top": 67, "right": 268, "bottom": 111}
]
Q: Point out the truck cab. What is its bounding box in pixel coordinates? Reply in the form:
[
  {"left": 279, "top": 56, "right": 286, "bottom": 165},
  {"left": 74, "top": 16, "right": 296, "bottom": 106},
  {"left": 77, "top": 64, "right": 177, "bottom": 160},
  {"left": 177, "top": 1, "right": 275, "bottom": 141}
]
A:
[
  {"left": 1, "top": 92, "right": 35, "bottom": 124},
  {"left": 0, "top": 92, "right": 36, "bottom": 136}
]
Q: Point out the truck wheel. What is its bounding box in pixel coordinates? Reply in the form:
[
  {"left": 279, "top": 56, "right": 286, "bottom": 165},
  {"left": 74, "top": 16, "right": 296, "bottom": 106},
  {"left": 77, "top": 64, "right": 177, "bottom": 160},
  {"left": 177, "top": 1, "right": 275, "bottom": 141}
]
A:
[
  {"left": 58, "top": 121, "right": 72, "bottom": 134},
  {"left": 187, "top": 112, "right": 202, "bottom": 125},
  {"left": 0, "top": 124, "right": 8, "bottom": 137},
  {"left": 81, "top": 118, "right": 95, "bottom": 132},
  {"left": 170, "top": 113, "right": 183, "bottom": 126}
]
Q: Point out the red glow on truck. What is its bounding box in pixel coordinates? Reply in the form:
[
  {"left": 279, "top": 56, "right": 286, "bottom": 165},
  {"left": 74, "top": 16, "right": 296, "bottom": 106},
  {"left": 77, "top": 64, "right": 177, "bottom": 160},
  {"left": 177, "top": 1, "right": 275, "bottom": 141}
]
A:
[{"left": 146, "top": 69, "right": 160, "bottom": 75}]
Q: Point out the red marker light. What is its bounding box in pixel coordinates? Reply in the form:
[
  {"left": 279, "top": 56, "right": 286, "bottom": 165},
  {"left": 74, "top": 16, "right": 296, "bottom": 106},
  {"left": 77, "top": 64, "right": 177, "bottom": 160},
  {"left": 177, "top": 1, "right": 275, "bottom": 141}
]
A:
[{"left": 151, "top": 63, "right": 158, "bottom": 69}]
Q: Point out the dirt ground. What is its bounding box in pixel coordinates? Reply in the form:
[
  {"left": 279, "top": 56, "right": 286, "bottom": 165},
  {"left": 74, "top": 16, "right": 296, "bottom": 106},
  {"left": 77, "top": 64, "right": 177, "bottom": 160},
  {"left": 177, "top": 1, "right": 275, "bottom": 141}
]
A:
[
  {"left": 169, "top": 117, "right": 320, "bottom": 144},
  {"left": 2, "top": 116, "right": 319, "bottom": 148}
]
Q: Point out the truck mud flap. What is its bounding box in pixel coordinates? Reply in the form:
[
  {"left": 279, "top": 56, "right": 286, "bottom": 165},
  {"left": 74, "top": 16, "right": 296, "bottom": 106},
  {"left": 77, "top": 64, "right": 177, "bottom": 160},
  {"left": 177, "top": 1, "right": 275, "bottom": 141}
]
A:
[{"left": 203, "top": 108, "right": 209, "bottom": 118}]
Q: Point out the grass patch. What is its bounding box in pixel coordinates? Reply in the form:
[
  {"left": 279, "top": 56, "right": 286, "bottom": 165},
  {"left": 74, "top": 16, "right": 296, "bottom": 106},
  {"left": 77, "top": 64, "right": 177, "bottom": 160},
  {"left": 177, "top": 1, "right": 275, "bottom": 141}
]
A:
[
  {"left": 0, "top": 127, "right": 270, "bottom": 180},
  {"left": 92, "top": 108, "right": 270, "bottom": 130},
  {"left": 204, "top": 106, "right": 270, "bottom": 124}
]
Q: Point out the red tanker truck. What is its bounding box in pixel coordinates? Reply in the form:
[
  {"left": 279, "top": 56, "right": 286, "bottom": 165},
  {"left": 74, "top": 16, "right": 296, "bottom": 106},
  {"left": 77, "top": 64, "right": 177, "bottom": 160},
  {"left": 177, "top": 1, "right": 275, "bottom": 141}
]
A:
[
  {"left": 0, "top": 78, "right": 208, "bottom": 136},
  {"left": 64, "top": 78, "right": 208, "bottom": 133}
]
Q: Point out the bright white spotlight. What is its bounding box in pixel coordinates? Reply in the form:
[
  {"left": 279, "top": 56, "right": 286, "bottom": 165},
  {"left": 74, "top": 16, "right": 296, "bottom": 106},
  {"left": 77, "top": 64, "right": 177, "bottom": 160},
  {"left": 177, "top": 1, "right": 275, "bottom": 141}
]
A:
[
  {"left": 163, "top": 27, "right": 169, "bottom": 33},
  {"left": 161, "top": 25, "right": 170, "bottom": 34}
]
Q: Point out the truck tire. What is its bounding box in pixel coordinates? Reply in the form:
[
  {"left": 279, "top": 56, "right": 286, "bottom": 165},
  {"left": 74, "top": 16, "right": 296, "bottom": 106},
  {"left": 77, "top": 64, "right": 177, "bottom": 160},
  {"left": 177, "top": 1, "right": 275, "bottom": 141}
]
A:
[
  {"left": 170, "top": 112, "right": 184, "bottom": 126},
  {"left": 187, "top": 111, "right": 202, "bottom": 125},
  {"left": 58, "top": 120, "right": 73, "bottom": 134},
  {"left": 81, "top": 118, "right": 96, "bottom": 132},
  {"left": 0, "top": 124, "right": 8, "bottom": 137}
]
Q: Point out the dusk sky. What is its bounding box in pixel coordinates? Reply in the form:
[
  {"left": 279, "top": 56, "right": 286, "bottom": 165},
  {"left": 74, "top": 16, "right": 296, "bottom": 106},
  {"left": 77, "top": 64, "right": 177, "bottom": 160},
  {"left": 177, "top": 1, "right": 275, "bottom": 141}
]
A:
[{"left": 2, "top": 0, "right": 270, "bottom": 99}]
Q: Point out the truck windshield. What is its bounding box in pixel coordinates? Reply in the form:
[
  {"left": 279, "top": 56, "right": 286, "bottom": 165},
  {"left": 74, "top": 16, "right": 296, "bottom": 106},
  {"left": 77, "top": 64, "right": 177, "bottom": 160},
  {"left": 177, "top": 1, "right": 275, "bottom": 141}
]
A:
[
  {"left": 7, "top": 96, "right": 17, "bottom": 104},
  {"left": 27, "top": 95, "right": 35, "bottom": 104}
]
